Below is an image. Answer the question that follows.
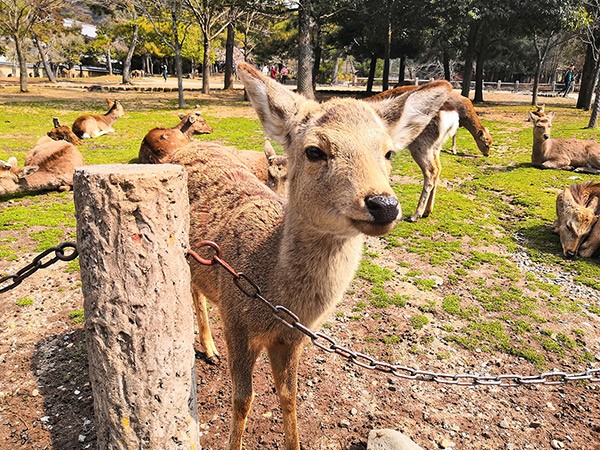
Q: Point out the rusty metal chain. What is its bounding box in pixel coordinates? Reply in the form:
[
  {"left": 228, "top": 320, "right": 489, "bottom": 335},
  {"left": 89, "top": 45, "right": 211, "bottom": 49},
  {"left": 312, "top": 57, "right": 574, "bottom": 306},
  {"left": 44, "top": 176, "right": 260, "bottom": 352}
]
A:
[
  {"left": 189, "top": 240, "right": 600, "bottom": 387},
  {"left": 0, "top": 242, "right": 78, "bottom": 293}
]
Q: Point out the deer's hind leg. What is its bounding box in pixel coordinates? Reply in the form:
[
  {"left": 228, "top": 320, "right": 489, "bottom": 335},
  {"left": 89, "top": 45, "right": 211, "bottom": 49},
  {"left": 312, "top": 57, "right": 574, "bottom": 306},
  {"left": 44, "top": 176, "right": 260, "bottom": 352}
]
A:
[
  {"left": 267, "top": 341, "right": 303, "bottom": 450},
  {"left": 191, "top": 286, "right": 220, "bottom": 363},
  {"left": 410, "top": 145, "right": 441, "bottom": 222}
]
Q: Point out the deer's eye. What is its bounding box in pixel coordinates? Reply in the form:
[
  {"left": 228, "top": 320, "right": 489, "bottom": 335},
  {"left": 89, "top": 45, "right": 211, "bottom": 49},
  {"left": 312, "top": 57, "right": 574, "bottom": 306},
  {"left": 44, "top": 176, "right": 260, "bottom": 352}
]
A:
[
  {"left": 305, "top": 146, "right": 327, "bottom": 161},
  {"left": 385, "top": 150, "right": 396, "bottom": 160}
]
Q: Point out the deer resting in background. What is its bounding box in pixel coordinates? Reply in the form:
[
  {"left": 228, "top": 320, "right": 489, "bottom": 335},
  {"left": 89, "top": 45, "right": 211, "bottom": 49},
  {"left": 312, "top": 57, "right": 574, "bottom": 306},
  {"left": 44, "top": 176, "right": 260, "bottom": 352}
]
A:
[
  {"left": 172, "top": 62, "right": 452, "bottom": 450},
  {"left": 138, "top": 110, "right": 214, "bottom": 164},
  {"left": 530, "top": 111, "right": 600, "bottom": 173},
  {"left": 0, "top": 139, "right": 83, "bottom": 196},
  {"left": 72, "top": 99, "right": 125, "bottom": 139},
  {"left": 553, "top": 182, "right": 600, "bottom": 258},
  {"left": 234, "top": 140, "right": 288, "bottom": 196},
  {"left": 367, "top": 86, "right": 489, "bottom": 221}
]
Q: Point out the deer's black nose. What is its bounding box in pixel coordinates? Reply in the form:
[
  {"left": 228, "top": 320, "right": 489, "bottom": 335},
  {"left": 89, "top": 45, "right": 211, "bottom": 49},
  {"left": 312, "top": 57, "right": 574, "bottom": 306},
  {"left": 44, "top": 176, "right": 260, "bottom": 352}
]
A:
[
  {"left": 543, "top": 134, "right": 550, "bottom": 140},
  {"left": 365, "top": 195, "right": 399, "bottom": 223},
  {"left": 565, "top": 250, "right": 576, "bottom": 259}
]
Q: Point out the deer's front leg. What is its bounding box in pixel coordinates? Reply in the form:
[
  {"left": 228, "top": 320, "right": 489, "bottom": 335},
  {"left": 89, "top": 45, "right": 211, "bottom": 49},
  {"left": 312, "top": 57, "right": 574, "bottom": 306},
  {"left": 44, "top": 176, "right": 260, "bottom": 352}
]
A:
[
  {"left": 227, "top": 334, "right": 259, "bottom": 450},
  {"left": 267, "top": 341, "right": 303, "bottom": 450},
  {"left": 422, "top": 150, "right": 442, "bottom": 218}
]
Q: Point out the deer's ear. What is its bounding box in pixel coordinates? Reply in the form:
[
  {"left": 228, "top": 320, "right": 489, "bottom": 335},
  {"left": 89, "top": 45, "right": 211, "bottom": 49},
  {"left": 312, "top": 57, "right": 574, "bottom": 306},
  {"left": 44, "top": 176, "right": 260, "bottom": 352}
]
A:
[
  {"left": 237, "top": 62, "right": 316, "bottom": 146},
  {"left": 367, "top": 80, "right": 452, "bottom": 150},
  {"left": 547, "top": 111, "right": 556, "bottom": 121},
  {"left": 588, "top": 196, "right": 599, "bottom": 212},
  {"left": 264, "top": 140, "right": 276, "bottom": 159}
]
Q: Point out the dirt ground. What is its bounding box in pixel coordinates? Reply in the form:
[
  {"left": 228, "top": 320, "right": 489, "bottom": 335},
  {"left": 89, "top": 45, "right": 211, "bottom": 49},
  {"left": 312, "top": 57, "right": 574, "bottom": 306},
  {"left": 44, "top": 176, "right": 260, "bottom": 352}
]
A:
[{"left": 0, "top": 80, "right": 598, "bottom": 450}]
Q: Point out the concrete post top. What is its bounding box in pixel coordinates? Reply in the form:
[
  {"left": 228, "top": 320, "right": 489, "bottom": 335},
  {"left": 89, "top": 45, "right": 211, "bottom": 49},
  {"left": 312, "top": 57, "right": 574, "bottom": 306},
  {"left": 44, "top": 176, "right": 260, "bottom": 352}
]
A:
[{"left": 75, "top": 164, "right": 185, "bottom": 176}]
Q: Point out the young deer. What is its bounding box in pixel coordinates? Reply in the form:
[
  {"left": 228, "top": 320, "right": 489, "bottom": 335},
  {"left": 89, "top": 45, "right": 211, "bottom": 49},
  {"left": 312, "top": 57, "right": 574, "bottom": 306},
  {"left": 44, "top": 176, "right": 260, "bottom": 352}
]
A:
[
  {"left": 173, "top": 62, "right": 452, "bottom": 450},
  {"left": 530, "top": 111, "right": 600, "bottom": 173},
  {"left": 234, "top": 140, "right": 288, "bottom": 196},
  {"left": 138, "top": 110, "right": 213, "bottom": 164},
  {"left": 553, "top": 182, "right": 600, "bottom": 258},
  {"left": 72, "top": 99, "right": 125, "bottom": 139}
]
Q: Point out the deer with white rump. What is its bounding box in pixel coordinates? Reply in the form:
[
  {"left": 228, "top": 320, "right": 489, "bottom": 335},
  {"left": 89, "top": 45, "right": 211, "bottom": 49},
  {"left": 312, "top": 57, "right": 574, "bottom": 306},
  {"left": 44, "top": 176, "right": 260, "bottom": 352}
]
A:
[
  {"left": 173, "top": 62, "right": 452, "bottom": 450},
  {"left": 72, "top": 99, "right": 124, "bottom": 139},
  {"left": 530, "top": 111, "right": 600, "bottom": 173}
]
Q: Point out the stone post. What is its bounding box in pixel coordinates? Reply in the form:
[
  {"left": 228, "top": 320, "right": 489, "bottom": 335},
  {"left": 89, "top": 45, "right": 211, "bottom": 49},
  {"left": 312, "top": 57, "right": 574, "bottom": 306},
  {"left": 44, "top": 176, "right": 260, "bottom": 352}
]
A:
[{"left": 73, "top": 164, "right": 199, "bottom": 449}]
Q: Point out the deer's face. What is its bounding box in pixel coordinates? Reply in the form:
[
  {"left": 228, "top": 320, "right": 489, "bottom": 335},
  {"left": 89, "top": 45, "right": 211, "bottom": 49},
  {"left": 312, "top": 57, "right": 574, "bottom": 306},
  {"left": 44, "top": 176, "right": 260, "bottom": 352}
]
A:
[
  {"left": 266, "top": 155, "right": 288, "bottom": 196},
  {"left": 287, "top": 100, "right": 400, "bottom": 237},
  {"left": 556, "top": 189, "right": 599, "bottom": 258}
]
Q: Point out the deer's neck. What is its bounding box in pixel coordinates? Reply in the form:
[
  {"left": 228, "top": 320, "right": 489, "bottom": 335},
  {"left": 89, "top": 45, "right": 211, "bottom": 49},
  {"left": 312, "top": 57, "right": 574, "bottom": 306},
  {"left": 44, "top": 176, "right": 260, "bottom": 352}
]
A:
[
  {"left": 179, "top": 121, "right": 194, "bottom": 139},
  {"left": 278, "top": 211, "right": 364, "bottom": 328},
  {"left": 532, "top": 137, "right": 551, "bottom": 164},
  {"left": 103, "top": 109, "right": 119, "bottom": 125}
]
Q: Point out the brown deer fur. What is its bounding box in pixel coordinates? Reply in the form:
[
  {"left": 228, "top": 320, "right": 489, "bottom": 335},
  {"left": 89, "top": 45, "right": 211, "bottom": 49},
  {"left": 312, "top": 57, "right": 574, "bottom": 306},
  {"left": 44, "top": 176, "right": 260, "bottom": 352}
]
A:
[
  {"left": 138, "top": 110, "right": 213, "bottom": 164},
  {"left": 0, "top": 140, "right": 83, "bottom": 196},
  {"left": 530, "top": 111, "right": 600, "bottom": 173},
  {"left": 173, "top": 62, "right": 452, "bottom": 450},
  {"left": 72, "top": 99, "right": 124, "bottom": 139},
  {"left": 46, "top": 118, "right": 82, "bottom": 145},
  {"left": 553, "top": 182, "right": 600, "bottom": 258}
]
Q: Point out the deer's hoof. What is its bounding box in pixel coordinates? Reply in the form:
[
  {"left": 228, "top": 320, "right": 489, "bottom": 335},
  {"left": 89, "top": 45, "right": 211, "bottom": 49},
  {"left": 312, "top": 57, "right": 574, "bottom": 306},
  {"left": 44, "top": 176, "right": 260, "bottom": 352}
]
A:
[{"left": 195, "top": 348, "right": 221, "bottom": 365}]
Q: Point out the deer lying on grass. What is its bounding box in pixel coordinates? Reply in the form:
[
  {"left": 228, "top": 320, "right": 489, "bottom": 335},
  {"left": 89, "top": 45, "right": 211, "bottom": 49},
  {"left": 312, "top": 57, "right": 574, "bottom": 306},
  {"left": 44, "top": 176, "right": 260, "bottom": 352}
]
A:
[
  {"left": 72, "top": 99, "right": 125, "bottom": 139},
  {"left": 46, "top": 117, "right": 82, "bottom": 145},
  {"left": 0, "top": 139, "right": 83, "bottom": 196},
  {"left": 529, "top": 111, "right": 600, "bottom": 173},
  {"left": 173, "top": 62, "right": 452, "bottom": 450},
  {"left": 138, "top": 110, "right": 214, "bottom": 164},
  {"left": 553, "top": 182, "right": 600, "bottom": 258},
  {"left": 367, "top": 86, "right": 489, "bottom": 221}
]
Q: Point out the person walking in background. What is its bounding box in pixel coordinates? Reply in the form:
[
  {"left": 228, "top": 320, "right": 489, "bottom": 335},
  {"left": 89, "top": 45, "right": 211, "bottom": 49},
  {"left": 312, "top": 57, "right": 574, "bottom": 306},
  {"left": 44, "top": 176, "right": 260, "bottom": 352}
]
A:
[
  {"left": 280, "top": 65, "right": 289, "bottom": 84},
  {"left": 162, "top": 64, "right": 168, "bottom": 82},
  {"left": 560, "top": 65, "right": 575, "bottom": 97},
  {"left": 269, "top": 66, "right": 278, "bottom": 80}
]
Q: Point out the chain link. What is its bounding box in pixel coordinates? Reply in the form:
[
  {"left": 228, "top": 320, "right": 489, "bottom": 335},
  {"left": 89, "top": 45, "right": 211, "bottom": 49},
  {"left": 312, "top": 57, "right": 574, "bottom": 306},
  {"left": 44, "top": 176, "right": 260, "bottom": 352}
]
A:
[
  {"left": 189, "top": 241, "right": 600, "bottom": 387},
  {"left": 0, "top": 242, "right": 78, "bottom": 293}
]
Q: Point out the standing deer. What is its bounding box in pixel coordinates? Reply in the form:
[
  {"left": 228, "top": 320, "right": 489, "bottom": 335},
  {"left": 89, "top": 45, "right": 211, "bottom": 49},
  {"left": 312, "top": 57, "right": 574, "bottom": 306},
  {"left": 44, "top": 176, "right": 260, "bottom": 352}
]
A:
[
  {"left": 72, "top": 99, "right": 125, "bottom": 139},
  {"left": 530, "top": 111, "right": 600, "bottom": 173},
  {"left": 367, "top": 86, "right": 489, "bottom": 221},
  {"left": 553, "top": 182, "right": 600, "bottom": 258},
  {"left": 173, "top": 62, "right": 452, "bottom": 450},
  {"left": 138, "top": 110, "right": 213, "bottom": 164}
]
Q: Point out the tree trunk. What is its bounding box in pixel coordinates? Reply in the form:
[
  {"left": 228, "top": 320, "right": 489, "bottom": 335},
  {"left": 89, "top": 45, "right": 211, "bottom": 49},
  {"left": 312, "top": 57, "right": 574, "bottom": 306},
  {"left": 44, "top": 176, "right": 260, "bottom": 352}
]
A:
[
  {"left": 175, "top": 45, "right": 185, "bottom": 108},
  {"left": 297, "top": 0, "right": 315, "bottom": 99},
  {"left": 473, "top": 33, "right": 488, "bottom": 103},
  {"left": 382, "top": 10, "right": 391, "bottom": 92},
  {"left": 398, "top": 55, "right": 406, "bottom": 84},
  {"left": 461, "top": 22, "right": 479, "bottom": 98},
  {"left": 122, "top": 23, "right": 138, "bottom": 84},
  {"left": 577, "top": 43, "right": 596, "bottom": 110},
  {"left": 331, "top": 50, "right": 341, "bottom": 85},
  {"left": 14, "top": 35, "right": 29, "bottom": 93},
  {"left": 366, "top": 55, "right": 377, "bottom": 94},
  {"left": 532, "top": 63, "right": 542, "bottom": 106},
  {"left": 588, "top": 79, "right": 600, "bottom": 128},
  {"left": 443, "top": 48, "right": 451, "bottom": 81},
  {"left": 33, "top": 35, "right": 56, "bottom": 83},
  {"left": 224, "top": 21, "right": 235, "bottom": 90},
  {"left": 73, "top": 164, "right": 199, "bottom": 449},
  {"left": 312, "top": 25, "right": 322, "bottom": 89},
  {"left": 202, "top": 30, "right": 211, "bottom": 95},
  {"left": 107, "top": 48, "right": 113, "bottom": 75}
]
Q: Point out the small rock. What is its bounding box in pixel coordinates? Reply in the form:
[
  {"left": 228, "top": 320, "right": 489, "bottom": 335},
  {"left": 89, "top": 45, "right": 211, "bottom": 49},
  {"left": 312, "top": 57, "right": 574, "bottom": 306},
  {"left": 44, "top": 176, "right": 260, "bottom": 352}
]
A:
[
  {"left": 551, "top": 440, "right": 564, "bottom": 449},
  {"left": 78, "top": 435, "right": 86, "bottom": 443},
  {"left": 498, "top": 420, "right": 509, "bottom": 429},
  {"left": 547, "top": 402, "right": 556, "bottom": 411},
  {"left": 339, "top": 419, "right": 350, "bottom": 429},
  {"left": 31, "top": 389, "right": 39, "bottom": 397},
  {"left": 367, "top": 429, "right": 425, "bottom": 450},
  {"left": 430, "top": 275, "right": 444, "bottom": 287},
  {"left": 438, "top": 438, "right": 454, "bottom": 449},
  {"left": 350, "top": 408, "right": 358, "bottom": 416},
  {"left": 262, "top": 411, "right": 272, "bottom": 419},
  {"left": 506, "top": 444, "right": 516, "bottom": 450},
  {"left": 529, "top": 421, "right": 542, "bottom": 429}
]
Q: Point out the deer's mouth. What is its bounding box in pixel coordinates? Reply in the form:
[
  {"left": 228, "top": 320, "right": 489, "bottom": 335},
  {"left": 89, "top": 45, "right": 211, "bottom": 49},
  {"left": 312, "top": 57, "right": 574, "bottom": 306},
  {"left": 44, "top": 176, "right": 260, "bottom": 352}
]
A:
[{"left": 351, "top": 218, "right": 398, "bottom": 236}]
